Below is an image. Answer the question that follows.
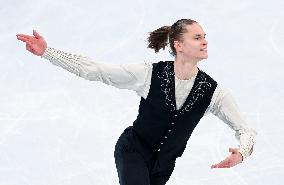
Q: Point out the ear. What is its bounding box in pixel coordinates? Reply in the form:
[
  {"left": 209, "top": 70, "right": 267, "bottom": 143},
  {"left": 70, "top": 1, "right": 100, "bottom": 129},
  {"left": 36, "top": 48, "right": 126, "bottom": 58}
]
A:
[{"left": 173, "top": 40, "right": 183, "bottom": 53}]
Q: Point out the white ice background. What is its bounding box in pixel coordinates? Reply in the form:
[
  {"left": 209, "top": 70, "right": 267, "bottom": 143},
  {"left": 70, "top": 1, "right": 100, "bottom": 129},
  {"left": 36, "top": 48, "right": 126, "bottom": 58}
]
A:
[{"left": 1, "top": 0, "right": 284, "bottom": 184}]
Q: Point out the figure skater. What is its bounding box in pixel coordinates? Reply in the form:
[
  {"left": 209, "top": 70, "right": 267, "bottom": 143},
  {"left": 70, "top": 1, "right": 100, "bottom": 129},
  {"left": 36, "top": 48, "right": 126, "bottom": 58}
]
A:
[{"left": 16, "top": 19, "right": 257, "bottom": 185}]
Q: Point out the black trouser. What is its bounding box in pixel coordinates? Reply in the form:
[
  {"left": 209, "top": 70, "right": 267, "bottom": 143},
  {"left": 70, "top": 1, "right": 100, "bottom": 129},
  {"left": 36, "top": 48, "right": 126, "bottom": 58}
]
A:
[{"left": 114, "top": 127, "right": 175, "bottom": 185}]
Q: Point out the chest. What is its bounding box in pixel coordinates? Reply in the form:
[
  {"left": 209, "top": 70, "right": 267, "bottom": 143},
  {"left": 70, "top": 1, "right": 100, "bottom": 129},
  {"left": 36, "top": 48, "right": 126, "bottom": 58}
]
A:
[{"left": 147, "top": 61, "right": 216, "bottom": 116}]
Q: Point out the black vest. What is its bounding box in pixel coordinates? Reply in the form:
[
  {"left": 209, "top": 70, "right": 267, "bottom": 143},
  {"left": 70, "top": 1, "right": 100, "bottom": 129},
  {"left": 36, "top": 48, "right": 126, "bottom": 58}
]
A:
[{"left": 129, "top": 60, "right": 217, "bottom": 170}]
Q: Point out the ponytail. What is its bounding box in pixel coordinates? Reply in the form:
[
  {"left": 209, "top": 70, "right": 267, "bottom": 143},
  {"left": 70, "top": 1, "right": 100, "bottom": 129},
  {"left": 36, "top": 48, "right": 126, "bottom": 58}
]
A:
[
  {"left": 147, "top": 19, "right": 197, "bottom": 56},
  {"left": 147, "top": 26, "right": 171, "bottom": 53}
]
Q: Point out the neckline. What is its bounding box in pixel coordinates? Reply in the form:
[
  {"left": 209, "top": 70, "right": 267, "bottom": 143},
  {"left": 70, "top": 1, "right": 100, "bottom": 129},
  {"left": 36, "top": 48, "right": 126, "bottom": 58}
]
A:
[
  {"left": 170, "top": 61, "right": 201, "bottom": 112},
  {"left": 175, "top": 74, "right": 197, "bottom": 82},
  {"left": 173, "top": 62, "right": 199, "bottom": 81}
]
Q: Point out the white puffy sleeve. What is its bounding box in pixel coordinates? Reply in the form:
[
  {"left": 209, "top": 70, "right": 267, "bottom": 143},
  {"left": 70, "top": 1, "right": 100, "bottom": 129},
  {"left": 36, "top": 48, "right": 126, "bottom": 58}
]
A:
[
  {"left": 41, "top": 47, "right": 152, "bottom": 98},
  {"left": 204, "top": 85, "right": 257, "bottom": 160}
]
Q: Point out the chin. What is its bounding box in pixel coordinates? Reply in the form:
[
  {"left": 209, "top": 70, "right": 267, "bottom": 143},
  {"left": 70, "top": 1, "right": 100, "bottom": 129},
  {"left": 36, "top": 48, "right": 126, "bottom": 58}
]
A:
[{"left": 200, "top": 55, "right": 208, "bottom": 60}]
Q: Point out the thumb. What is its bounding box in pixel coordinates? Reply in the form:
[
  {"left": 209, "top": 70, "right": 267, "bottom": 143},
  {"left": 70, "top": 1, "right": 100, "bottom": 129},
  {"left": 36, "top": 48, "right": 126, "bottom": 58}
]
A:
[
  {"left": 229, "top": 148, "right": 238, "bottom": 153},
  {"left": 33, "top": 30, "right": 41, "bottom": 39}
]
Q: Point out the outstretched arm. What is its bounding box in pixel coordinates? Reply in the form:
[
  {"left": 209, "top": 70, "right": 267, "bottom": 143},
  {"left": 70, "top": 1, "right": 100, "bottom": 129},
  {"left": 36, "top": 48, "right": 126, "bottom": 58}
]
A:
[
  {"left": 16, "top": 30, "right": 152, "bottom": 98},
  {"left": 209, "top": 85, "right": 257, "bottom": 168}
]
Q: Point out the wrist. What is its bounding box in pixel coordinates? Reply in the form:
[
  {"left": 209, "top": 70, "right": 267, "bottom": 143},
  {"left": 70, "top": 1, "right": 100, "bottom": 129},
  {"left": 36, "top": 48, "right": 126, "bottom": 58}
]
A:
[{"left": 237, "top": 150, "right": 244, "bottom": 162}]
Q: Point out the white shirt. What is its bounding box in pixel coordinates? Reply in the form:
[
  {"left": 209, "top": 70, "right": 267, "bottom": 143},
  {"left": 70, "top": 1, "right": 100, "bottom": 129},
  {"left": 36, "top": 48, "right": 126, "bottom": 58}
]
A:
[{"left": 41, "top": 47, "right": 257, "bottom": 160}]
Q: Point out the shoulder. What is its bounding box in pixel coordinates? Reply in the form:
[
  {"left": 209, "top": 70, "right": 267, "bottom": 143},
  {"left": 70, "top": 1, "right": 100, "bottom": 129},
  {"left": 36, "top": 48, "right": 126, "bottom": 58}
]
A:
[
  {"left": 198, "top": 68, "right": 218, "bottom": 92},
  {"left": 198, "top": 68, "right": 217, "bottom": 83},
  {"left": 151, "top": 60, "right": 174, "bottom": 72},
  {"left": 151, "top": 60, "right": 174, "bottom": 66},
  {"left": 198, "top": 69, "right": 232, "bottom": 96}
]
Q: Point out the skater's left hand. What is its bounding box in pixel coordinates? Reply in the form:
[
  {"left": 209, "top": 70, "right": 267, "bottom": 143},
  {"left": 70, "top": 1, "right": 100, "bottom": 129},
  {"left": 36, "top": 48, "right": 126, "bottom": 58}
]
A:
[{"left": 211, "top": 147, "right": 243, "bottom": 168}]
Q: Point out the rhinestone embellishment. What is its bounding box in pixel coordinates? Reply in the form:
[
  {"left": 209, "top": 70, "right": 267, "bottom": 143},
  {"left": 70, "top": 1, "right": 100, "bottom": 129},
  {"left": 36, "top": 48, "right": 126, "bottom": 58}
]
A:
[{"left": 157, "top": 61, "right": 213, "bottom": 115}]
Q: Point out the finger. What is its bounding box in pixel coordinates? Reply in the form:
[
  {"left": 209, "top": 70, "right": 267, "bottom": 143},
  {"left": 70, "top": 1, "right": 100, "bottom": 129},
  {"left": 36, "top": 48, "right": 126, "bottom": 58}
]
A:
[
  {"left": 16, "top": 34, "right": 33, "bottom": 40},
  {"left": 218, "top": 164, "right": 230, "bottom": 168},
  {"left": 220, "top": 161, "right": 233, "bottom": 168},
  {"left": 216, "top": 158, "right": 230, "bottom": 167},
  {"left": 18, "top": 37, "right": 34, "bottom": 46},
  {"left": 17, "top": 37, "right": 32, "bottom": 44},
  {"left": 220, "top": 158, "right": 234, "bottom": 168},
  {"left": 215, "top": 162, "right": 229, "bottom": 168},
  {"left": 229, "top": 148, "right": 238, "bottom": 154},
  {"left": 233, "top": 149, "right": 239, "bottom": 154},
  {"left": 26, "top": 44, "right": 32, "bottom": 52},
  {"left": 16, "top": 35, "right": 32, "bottom": 43},
  {"left": 211, "top": 161, "right": 224, "bottom": 168},
  {"left": 17, "top": 36, "right": 28, "bottom": 42},
  {"left": 16, "top": 35, "right": 27, "bottom": 40},
  {"left": 33, "top": 30, "right": 41, "bottom": 39},
  {"left": 26, "top": 43, "right": 35, "bottom": 53},
  {"left": 220, "top": 161, "right": 230, "bottom": 167},
  {"left": 211, "top": 160, "right": 225, "bottom": 168}
]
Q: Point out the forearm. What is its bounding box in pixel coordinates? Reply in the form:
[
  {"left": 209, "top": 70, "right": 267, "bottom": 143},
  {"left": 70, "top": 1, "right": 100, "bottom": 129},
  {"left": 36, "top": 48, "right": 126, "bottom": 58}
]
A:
[
  {"left": 210, "top": 86, "right": 257, "bottom": 160},
  {"left": 41, "top": 47, "right": 152, "bottom": 95},
  {"left": 41, "top": 47, "right": 103, "bottom": 81}
]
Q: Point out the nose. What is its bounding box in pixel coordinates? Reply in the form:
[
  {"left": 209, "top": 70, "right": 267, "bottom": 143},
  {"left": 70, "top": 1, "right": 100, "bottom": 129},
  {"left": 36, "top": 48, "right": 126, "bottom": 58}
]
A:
[{"left": 202, "top": 39, "right": 208, "bottom": 45}]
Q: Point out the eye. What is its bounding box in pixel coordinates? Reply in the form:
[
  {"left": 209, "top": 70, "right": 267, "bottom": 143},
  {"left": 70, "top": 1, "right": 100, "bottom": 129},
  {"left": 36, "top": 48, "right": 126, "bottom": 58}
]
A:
[{"left": 195, "top": 36, "right": 206, "bottom": 40}]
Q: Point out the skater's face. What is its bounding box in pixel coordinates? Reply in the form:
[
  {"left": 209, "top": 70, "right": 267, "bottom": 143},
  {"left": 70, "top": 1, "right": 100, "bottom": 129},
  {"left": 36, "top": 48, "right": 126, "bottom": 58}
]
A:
[{"left": 174, "top": 23, "right": 208, "bottom": 61}]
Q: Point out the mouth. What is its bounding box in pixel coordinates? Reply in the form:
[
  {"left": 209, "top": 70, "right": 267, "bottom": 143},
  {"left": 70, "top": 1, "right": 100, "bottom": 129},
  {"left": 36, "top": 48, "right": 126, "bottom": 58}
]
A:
[{"left": 200, "top": 48, "right": 207, "bottom": 51}]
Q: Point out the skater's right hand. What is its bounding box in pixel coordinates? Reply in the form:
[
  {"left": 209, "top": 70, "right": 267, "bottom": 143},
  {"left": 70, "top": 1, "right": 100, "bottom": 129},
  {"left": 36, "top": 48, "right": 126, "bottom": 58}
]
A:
[{"left": 16, "top": 30, "right": 47, "bottom": 56}]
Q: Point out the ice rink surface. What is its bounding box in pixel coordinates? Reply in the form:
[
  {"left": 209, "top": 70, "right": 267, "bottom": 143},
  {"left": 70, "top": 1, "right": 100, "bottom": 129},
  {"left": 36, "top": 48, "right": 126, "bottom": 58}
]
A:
[{"left": 1, "top": 0, "right": 284, "bottom": 184}]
